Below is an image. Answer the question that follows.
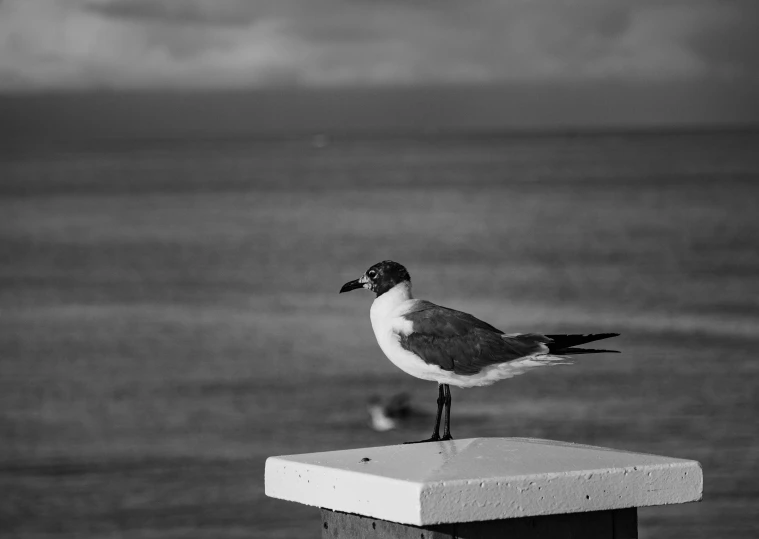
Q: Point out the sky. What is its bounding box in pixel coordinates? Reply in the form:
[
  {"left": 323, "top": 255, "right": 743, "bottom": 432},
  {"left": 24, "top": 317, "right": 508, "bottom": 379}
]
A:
[{"left": 1, "top": 0, "right": 758, "bottom": 128}]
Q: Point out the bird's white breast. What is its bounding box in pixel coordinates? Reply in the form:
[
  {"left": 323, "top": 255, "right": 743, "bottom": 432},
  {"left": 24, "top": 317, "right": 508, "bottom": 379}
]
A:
[{"left": 369, "top": 282, "right": 450, "bottom": 383}]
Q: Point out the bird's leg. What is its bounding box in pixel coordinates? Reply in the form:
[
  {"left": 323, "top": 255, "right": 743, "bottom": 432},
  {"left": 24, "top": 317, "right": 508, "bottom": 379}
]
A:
[
  {"left": 404, "top": 384, "right": 444, "bottom": 444},
  {"left": 431, "top": 383, "right": 445, "bottom": 439},
  {"left": 441, "top": 384, "right": 453, "bottom": 441}
]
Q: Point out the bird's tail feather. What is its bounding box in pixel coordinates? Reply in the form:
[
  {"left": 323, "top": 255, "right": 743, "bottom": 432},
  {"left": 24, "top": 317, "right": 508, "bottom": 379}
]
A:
[
  {"left": 545, "top": 333, "right": 620, "bottom": 355},
  {"left": 553, "top": 347, "right": 620, "bottom": 355}
]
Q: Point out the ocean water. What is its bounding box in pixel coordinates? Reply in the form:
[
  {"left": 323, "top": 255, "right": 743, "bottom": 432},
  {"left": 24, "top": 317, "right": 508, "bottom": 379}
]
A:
[{"left": 2, "top": 127, "right": 759, "bottom": 538}]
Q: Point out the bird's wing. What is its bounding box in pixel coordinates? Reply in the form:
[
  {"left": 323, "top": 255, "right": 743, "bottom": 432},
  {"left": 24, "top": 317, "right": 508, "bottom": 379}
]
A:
[{"left": 398, "top": 301, "right": 551, "bottom": 375}]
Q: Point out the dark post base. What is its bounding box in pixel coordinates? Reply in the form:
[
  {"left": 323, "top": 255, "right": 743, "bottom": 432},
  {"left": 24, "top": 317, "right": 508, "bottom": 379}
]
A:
[{"left": 321, "top": 507, "right": 637, "bottom": 539}]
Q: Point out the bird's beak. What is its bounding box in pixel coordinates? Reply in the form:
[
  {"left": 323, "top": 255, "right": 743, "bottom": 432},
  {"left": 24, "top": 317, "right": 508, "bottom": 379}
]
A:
[{"left": 339, "top": 275, "right": 368, "bottom": 293}]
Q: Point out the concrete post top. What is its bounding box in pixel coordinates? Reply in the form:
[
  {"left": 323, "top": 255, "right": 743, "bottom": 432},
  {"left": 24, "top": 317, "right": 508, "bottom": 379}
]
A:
[{"left": 265, "top": 437, "right": 702, "bottom": 526}]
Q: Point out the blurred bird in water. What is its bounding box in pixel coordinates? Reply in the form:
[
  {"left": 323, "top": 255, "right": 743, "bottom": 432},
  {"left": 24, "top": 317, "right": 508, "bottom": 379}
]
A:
[
  {"left": 366, "top": 393, "right": 413, "bottom": 432},
  {"left": 340, "top": 260, "right": 620, "bottom": 444}
]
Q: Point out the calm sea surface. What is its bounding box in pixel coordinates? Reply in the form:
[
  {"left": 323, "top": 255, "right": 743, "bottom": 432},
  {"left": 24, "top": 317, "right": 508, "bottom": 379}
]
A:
[{"left": 2, "top": 127, "right": 759, "bottom": 538}]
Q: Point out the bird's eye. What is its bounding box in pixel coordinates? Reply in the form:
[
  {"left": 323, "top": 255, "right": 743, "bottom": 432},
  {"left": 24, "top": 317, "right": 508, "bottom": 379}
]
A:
[{"left": 367, "top": 270, "right": 377, "bottom": 278}]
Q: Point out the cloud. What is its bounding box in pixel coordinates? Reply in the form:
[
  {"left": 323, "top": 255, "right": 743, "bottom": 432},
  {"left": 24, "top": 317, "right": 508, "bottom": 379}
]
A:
[
  {"left": 685, "top": 1, "right": 759, "bottom": 78},
  {"left": 0, "top": 0, "right": 308, "bottom": 89},
  {"left": 0, "top": 0, "right": 757, "bottom": 91}
]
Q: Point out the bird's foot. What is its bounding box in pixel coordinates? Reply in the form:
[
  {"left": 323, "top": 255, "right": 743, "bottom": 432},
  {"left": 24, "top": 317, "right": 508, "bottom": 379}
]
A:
[
  {"left": 440, "top": 434, "right": 453, "bottom": 441},
  {"left": 403, "top": 435, "right": 441, "bottom": 444}
]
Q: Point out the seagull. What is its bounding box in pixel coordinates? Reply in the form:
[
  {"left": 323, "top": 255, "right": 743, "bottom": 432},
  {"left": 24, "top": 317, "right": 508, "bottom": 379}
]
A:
[
  {"left": 340, "top": 260, "right": 619, "bottom": 444},
  {"left": 366, "top": 393, "right": 413, "bottom": 432}
]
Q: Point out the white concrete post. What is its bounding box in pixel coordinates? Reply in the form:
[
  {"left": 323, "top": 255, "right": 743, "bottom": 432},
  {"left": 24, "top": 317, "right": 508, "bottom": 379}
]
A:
[{"left": 265, "top": 438, "right": 702, "bottom": 538}]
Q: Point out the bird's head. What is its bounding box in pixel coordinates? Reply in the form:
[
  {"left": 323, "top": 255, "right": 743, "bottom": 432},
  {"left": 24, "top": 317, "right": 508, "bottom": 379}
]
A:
[{"left": 339, "top": 260, "right": 411, "bottom": 297}]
